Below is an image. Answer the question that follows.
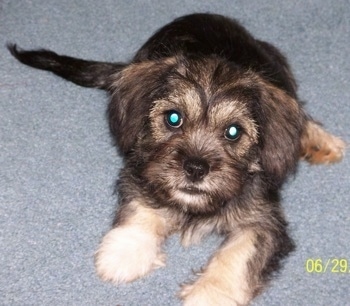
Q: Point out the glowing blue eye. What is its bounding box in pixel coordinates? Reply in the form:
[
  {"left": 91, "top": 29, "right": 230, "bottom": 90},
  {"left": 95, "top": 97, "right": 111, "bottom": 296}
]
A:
[
  {"left": 225, "top": 124, "right": 241, "bottom": 141},
  {"left": 166, "top": 110, "right": 183, "bottom": 128}
]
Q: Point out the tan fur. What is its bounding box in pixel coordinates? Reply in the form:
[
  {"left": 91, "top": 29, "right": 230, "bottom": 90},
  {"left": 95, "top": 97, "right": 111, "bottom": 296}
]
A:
[
  {"left": 10, "top": 13, "right": 347, "bottom": 306},
  {"left": 301, "top": 120, "right": 346, "bottom": 164},
  {"left": 209, "top": 99, "right": 259, "bottom": 156},
  {"left": 99, "top": 60, "right": 346, "bottom": 303},
  {"left": 180, "top": 229, "right": 257, "bottom": 306}
]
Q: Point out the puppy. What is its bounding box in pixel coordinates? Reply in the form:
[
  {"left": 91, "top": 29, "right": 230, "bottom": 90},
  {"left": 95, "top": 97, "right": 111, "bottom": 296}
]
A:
[{"left": 8, "top": 13, "right": 345, "bottom": 305}]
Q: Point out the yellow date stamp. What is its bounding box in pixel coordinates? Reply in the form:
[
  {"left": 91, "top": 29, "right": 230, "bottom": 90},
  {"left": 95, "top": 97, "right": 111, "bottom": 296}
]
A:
[{"left": 305, "top": 258, "right": 349, "bottom": 273}]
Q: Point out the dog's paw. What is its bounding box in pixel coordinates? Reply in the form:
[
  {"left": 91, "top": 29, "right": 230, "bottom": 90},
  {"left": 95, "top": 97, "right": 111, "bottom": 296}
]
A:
[
  {"left": 303, "top": 134, "right": 346, "bottom": 164},
  {"left": 301, "top": 122, "right": 346, "bottom": 164},
  {"left": 179, "top": 276, "right": 247, "bottom": 306},
  {"left": 179, "top": 280, "right": 242, "bottom": 306},
  {"left": 95, "top": 226, "right": 166, "bottom": 284}
]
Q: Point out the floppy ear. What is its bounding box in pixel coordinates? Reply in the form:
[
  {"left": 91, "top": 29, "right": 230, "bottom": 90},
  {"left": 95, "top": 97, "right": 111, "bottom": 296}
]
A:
[
  {"left": 257, "top": 82, "right": 306, "bottom": 188},
  {"left": 108, "top": 59, "right": 175, "bottom": 154}
]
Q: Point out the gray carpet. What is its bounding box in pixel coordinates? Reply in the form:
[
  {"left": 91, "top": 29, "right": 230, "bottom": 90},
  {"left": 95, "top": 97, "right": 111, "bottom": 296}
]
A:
[{"left": 1, "top": 1, "right": 349, "bottom": 305}]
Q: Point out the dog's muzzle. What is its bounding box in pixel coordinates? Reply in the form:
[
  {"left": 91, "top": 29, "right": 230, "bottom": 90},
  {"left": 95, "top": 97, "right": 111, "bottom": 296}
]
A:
[{"left": 183, "top": 157, "right": 210, "bottom": 182}]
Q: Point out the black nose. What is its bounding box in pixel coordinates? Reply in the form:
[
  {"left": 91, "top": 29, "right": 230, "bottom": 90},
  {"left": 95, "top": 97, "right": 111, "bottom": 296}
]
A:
[{"left": 183, "top": 158, "right": 210, "bottom": 182}]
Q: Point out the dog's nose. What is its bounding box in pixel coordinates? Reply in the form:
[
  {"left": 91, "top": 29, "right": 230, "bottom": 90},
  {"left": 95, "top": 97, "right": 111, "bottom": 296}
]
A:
[{"left": 183, "top": 158, "right": 209, "bottom": 182}]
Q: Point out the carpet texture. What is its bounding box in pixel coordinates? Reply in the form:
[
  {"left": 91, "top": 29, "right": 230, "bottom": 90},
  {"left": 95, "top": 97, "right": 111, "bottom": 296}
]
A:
[{"left": 1, "top": 1, "right": 349, "bottom": 305}]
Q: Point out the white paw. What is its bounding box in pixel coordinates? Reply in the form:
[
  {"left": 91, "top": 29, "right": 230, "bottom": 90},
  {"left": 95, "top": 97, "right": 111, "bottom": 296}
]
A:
[{"left": 95, "top": 226, "right": 166, "bottom": 284}]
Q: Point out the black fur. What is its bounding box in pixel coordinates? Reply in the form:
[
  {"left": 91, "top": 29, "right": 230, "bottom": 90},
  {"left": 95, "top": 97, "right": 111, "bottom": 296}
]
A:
[
  {"left": 8, "top": 13, "right": 315, "bottom": 305},
  {"left": 7, "top": 44, "right": 125, "bottom": 89},
  {"left": 134, "top": 14, "right": 298, "bottom": 98}
]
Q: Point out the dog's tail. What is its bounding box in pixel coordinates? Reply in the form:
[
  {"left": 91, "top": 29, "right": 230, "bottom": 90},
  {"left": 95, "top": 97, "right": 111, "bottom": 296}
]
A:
[{"left": 7, "top": 44, "right": 125, "bottom": 90}]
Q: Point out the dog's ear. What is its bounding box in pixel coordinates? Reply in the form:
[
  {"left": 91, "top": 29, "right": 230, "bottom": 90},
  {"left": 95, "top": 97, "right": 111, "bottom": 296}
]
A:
[
  {"left": 108, "top": 59, "right": 175, "bottom": 154},
  {"left": 256, "top": 83, "right": 305, "bottom": 188}
]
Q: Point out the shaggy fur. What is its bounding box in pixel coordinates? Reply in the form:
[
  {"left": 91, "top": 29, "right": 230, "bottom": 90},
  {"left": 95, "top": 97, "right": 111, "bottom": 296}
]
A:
[{"left": 8, "top": 13, "right": 345, "bottom": 305}]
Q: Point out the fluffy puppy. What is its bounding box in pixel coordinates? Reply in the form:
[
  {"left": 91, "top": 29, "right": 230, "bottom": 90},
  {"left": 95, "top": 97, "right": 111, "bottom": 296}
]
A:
[{"left": 8, "top": 13, "right": 345, "bottom": 305}]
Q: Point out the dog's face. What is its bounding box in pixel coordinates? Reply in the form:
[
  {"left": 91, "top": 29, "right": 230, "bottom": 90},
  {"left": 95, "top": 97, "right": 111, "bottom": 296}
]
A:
[{"left": 109, "top": 56, "right": 303, "bottom": 213}]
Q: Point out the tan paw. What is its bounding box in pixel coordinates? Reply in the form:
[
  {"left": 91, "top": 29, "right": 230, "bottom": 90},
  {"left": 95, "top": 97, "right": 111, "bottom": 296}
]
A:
[
  {"left": 301, "top": 122, "right": 346, "bottom": 164},
  {"left": 95, "top": 226, "right": 166, "bottom": 284},
  {"left": 179, "top": 280, "right": 242, "bottom": 306}
]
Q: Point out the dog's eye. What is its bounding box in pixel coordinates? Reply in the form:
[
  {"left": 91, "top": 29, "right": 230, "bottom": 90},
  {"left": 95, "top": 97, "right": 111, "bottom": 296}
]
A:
[
  {"left": 224, "top": 124, "right": 242, "bottom": 141},
  {"left": 165, "top": 110, "right": 183, "bottom": 128}
]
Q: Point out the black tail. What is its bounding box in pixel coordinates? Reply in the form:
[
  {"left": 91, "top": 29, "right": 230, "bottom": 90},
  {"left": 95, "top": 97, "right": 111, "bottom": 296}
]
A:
[{"left": 7, "top": 44, "right": 126, "bottom": 90}]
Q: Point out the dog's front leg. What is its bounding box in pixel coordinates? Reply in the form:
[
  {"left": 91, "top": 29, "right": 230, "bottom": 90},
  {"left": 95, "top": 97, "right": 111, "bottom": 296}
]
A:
[
  {"left": 95, "top": 199, "right": 170, "bottom": 284},
  {"left": 180, "top": 229, "right": 261, "bottom": 306}
]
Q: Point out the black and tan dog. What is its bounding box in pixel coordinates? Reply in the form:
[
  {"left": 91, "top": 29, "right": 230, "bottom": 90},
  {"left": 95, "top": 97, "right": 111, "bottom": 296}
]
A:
[{"left": 8, "top": 13, "right": 345, "bottom": 305}]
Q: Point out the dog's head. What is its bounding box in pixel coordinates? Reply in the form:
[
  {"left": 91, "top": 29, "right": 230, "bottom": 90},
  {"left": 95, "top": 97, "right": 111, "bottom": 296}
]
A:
[{"left": 108, "top": 56, "right": 305, "bottom": 213}]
